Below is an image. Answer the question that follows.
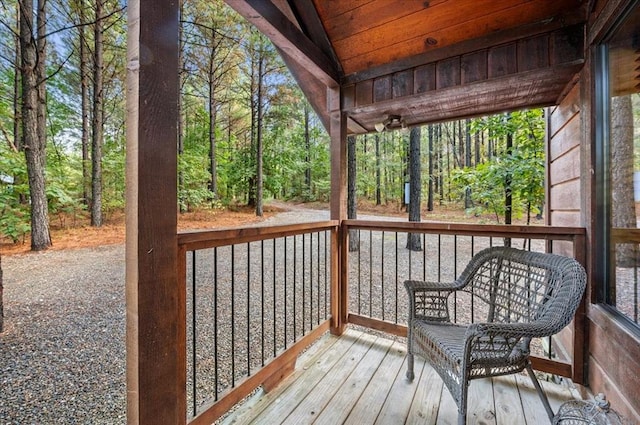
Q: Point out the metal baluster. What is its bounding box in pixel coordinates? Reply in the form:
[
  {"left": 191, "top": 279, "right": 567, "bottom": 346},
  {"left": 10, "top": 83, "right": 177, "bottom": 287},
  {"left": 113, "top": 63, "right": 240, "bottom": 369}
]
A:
[
  {"left": 261, "top": 240, "right": 265, "bottom": 367},
  {"left": 191, "top": 250, "right": 197, "bottom": 414},
  {"left": 382, "top": 231, "right": 385, "bottom": 321},
  {"left": 214, "top": 247, "right": 219, "bottom": 401},
  {"left": 284, "top": 236, "right": 288, "bottom": 349},
  {"left": 247, "top": 242, "right": 251, "bottom": 376},
  {"left": 272, "top": 238, "right": 277, "bottom": 358}
]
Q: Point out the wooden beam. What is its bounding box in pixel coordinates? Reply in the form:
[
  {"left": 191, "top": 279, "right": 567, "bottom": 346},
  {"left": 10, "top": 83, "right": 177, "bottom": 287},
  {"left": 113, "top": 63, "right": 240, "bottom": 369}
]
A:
[
  {"left": 288, "top": 0, "right": 343, "bottom": 74},
  {"left": 276, "top": 47, "right": 330, "bottom": 132},
  {"left": 329, "top": 100, "right": 346, "bottom": 335},
  {"left": 225, "top": 0, "right": 339, "bottom": 87},
  {"left": 126, "top": 1, "right": 183, "bottom": 424}
]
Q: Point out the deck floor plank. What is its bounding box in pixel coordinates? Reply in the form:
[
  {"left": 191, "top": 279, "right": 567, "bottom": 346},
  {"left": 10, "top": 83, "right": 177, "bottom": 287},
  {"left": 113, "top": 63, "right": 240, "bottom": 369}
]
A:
[
  {"left": 312, "top": 337, "right": 395, "bottom": 425},
  {"left": 279, "top": 332, "right": 378, "bottom": 424},
  {"left": 343, "top": 340, "right": 407, "bottom": 425},
  {"left": 493, "top": 374, "right": 527, "bottom": 425},
  {"left": 467, "top": 378, "right": 498, "bottom": 424},
  {"left": 405, "top": 362, "right": 444, "bottom": 425},
  {"left": 373, "top": 355, "right": 423, "bottom": 425},
  {"left": 221, "top": 329, "right": 583, "bottom": 425},
  {"left": 220, "top": 330, "right": 347, "bottom": 425}
]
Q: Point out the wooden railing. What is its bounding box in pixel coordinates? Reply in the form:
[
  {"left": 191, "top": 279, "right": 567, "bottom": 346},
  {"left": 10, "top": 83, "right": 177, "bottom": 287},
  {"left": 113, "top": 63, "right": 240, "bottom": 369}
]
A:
[
  {"left": 177, "top": 221, "right": 338, "bottom": 424},
  {"left": 341, "top": 220, "right": 587, "bottom": 383},
  {"left": 177, "top": 219, "right": 587, "bottom": 423}
]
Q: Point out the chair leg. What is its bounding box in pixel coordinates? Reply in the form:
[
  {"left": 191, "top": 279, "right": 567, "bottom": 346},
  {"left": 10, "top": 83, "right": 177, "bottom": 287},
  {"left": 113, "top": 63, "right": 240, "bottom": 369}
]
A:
[
  {"left": 525, "top": 364, "right": 555, "bottom": 421},
  {"left": 458, "top": 382, "right": 468, "bottom": 425},
  {"left": 406, "top": 353, "right": 415, "bottom": 381}
]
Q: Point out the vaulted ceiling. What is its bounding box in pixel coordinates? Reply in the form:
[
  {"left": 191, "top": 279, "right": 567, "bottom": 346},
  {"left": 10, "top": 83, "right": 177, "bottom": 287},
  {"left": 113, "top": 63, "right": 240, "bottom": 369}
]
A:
[{"left": 226, "top": 0, "right": 589, "bottom": 133}]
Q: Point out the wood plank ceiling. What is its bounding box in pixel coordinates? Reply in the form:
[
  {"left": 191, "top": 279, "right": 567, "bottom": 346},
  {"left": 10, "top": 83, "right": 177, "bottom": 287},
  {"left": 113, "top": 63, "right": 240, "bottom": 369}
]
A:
[{"left": 227, "top": 0, "right": 589, "bottom": 133}]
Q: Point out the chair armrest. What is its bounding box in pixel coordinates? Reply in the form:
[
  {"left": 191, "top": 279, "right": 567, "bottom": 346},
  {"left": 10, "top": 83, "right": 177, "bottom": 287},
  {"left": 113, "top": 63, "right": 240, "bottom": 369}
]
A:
[{"left": 404, "top": 280, "right": 458, "bottom": 322}]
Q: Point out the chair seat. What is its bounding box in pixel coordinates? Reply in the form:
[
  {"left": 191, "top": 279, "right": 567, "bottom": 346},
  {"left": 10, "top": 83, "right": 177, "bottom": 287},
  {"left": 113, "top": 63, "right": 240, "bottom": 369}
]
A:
[{"left": 413, "top": 321, "right": 466, "bottom": 365}]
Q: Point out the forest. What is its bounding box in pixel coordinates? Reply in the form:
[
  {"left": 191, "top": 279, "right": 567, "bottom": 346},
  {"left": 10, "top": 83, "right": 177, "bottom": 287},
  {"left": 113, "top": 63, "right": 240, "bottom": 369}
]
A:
[{"left": 0, "top": 0, "right": 548, "bottom": 254}]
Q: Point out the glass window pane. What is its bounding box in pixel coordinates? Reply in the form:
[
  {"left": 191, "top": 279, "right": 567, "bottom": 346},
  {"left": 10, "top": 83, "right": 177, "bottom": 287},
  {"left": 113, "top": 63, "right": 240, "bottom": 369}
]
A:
[{"left": 606, "top": 4, "right": 640, "bottom": 325}]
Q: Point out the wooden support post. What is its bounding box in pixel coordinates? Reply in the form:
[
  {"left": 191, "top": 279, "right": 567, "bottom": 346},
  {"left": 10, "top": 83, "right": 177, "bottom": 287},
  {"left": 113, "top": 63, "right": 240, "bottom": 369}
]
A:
[
  {"left": 126, "top": 1, "right": 184, "bottom": 424},
  {"left": 572, "top": 232, "right": 588, "bottom": 385},
  {"left": 329, "top": 88, "right": 347, "bottom": 335}
]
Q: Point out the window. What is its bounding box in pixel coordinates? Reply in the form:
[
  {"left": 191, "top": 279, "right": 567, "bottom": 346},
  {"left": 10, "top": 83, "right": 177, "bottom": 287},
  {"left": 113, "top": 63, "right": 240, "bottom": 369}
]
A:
[{"left": 596, "top": 2, "right": 640, "bottom": 327}]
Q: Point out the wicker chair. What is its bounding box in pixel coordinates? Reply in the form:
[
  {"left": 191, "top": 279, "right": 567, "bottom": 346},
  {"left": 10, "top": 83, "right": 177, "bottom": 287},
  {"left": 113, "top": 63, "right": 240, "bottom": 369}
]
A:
[{"left": 404, "top": 246, "right": 586, "bottom": 425}]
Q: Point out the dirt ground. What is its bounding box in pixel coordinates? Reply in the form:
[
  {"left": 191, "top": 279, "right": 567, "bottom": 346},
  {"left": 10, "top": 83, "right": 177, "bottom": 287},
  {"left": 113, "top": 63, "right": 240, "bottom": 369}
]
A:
[
  {"left": 0, "top": 201, "right": 535, "bottom": 257},
  {"left": 0, "top": 204, "right": 283, "bottom": 256}
]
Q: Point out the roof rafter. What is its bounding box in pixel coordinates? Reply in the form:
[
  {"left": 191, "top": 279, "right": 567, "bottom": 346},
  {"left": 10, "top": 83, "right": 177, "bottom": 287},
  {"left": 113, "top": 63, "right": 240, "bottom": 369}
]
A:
[{"left": 226, "top": 0, "right": 340, "bottom": 87}]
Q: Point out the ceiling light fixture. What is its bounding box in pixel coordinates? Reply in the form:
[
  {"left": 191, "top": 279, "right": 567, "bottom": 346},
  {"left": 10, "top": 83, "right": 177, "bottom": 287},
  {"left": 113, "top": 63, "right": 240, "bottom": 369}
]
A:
[{"left": 375, "top": 114, "right": 407, "bottom": 133}]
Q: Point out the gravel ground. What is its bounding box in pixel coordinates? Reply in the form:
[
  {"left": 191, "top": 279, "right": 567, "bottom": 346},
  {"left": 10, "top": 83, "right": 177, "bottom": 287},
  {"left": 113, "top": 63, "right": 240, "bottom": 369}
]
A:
[{"left": 1, "top": 245, "right": 126, "bottom": 424}]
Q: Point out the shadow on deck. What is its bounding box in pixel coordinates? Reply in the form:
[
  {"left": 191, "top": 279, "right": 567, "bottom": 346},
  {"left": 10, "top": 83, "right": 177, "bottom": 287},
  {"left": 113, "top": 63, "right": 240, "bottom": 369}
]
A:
[{"left": 220, "top": 328, "right": 582, "bottom": 425}]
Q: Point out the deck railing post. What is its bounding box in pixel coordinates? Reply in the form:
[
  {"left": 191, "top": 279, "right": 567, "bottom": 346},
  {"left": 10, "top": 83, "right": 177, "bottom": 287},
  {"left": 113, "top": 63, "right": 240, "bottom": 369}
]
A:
[
  {"left": 572, "top": 232, "right": 588, "bottom": 384},
  {"left": 125, "top": 1, "right": 184, "bottom": 423},
  {"left": 329, "top": 89, "right": 347, "bottom": 335}
]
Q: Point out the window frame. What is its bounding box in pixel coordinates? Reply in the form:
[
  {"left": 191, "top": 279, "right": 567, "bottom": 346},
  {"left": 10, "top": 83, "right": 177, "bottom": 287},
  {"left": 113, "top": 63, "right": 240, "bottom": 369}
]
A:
[{"left": 593, "top": 0, "right": 640, "bottom": 333}]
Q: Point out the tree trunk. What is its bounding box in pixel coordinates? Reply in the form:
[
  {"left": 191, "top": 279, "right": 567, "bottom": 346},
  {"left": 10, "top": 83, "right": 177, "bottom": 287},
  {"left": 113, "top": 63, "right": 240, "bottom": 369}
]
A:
[
  {"left": 407, "top": 126, "right": 422, "bottom": 251},
  {"left": 505, "top": 127, "right": 513, "bottom": 226},
  {"left": 427, "top": 124, "right": 434, "bottom": 211},
  {"left": 208, "top": 27, "right": 218, "bottom": 200},
  {"left": 304, "top": 102, "right": 311, "bottom": 193},
  {"left": 177, "top": 0, "right": 185, "bottom": 212},
  {"left": 79, "top": 1, "right": 90, "bottom": 206},
  {"left": 464, "top": 119, "right": 473, "bottom": 209},
  {"left": 21, "top": 0, "right": 51, "bottom": 251},
  {"left": 347, "top": 135, "right": 359, "bottom": 251},
  {"left": 13, "top": 3, "right": 21, "bottom": 151},
  {"left": 255, "top": 45, "right": 264, "bottom": 217},
  {"left": 611, "top": 95, "right": 637, "bottom": 267},
  {"left": 375, "top": 133, "right": 381, "bottom": 205},
  {"left": 91, "top": 0, "right": 104, "bottom": 227}
]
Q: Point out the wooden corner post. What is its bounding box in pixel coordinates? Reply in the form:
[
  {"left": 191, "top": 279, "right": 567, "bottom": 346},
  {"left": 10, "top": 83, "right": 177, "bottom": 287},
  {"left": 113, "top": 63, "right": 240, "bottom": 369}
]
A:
[
  {"left": 329, "top": 87, "right": 347, "bottom": 335},
  {"left": 126, "top": 1, "right": 185, "bottom": 424}
]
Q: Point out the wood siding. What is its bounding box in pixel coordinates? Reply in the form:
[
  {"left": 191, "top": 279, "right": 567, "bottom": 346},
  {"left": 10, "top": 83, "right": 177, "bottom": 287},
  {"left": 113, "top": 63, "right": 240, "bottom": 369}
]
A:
[{"left": 342, "top": 25, "right": 584, "bottom": 132}]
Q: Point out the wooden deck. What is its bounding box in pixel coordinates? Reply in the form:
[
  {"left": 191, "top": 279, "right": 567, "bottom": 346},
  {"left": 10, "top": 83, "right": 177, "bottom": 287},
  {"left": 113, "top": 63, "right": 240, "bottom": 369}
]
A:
[{"left": 220, "top": 328, "right": 582, "bottom": 425}]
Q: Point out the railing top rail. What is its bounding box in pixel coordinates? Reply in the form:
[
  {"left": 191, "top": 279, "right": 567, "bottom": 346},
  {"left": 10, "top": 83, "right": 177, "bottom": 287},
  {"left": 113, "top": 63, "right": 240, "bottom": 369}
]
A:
[
  {"left": 343, "top": 219, "right": 586, "bottom": 240},
  {"left": 178, "top": 220, "right": 339, "bottom": 251}
]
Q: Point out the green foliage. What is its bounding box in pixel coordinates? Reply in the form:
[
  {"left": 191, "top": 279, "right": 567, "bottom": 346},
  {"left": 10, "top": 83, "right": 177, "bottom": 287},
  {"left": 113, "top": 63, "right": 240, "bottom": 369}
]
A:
[
  {"left": 0, "top": 145, "right": 30, "bottom": 242},
  {"left": 452, "top": 110, "right": 545, "bottom": 223}
]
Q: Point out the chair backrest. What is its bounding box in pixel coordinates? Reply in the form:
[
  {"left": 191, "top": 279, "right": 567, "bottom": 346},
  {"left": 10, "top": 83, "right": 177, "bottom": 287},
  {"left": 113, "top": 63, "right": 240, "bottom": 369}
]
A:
[{"left": 457, "top": 247, "right": 586, "bottom": 333}]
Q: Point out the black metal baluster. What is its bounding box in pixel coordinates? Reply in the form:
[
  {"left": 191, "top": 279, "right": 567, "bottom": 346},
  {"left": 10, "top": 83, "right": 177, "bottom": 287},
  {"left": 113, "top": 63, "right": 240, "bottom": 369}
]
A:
[
  {"left": 358, "top": 228, "right": 361, "bottom": 315},
  {"left": 369, "top": 230, "right": 373, "bottom": 317},
  {"left": 324, "top": 231, "right": 328, "bottom": 319},
  {"left": 272, "top": 238, "right": 277, "bottom": 358},
  {"left": 470, "top": 236, "right": 475, "bottom": 323},
  {"left": 231, "top": 244, "right": 236, "bottom": 388},
  {"left": 191, "top": 250, "right": 197, "bottom": 415},
  {"left": 453, "top": 235, "right": 458, "bottom": 322},
  {"left": 247, "top": 242, "right": 251, "bottom": 377},
  {"left": 317, "top": 232, "right": 320, "bottom": 325},
  {"left": 284, "top": 236, "right": 288, "bottom": 349},
  {"left": 261, "top": 240, "right": 265, "bottom": 367},
  {"left": 437, "top": 234, "right": 442, "bottom": 282},
  {"left": 302, "top": 233, "right": 306, "bottom": 334},
  {"left": 381, "top": 231, "right": 385, "bottom": 321},
  {"left": 214, "top": 247, "right": 219, "bottom": 401},
  {"left": 395, "top": 232, "right": 399, "bottom": 323},
  {"left": 423, "top": 233, "right": 427, "bottom": 280},
  {"left": 293, "top": 235, "right": 297, "bottom": 342}
]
